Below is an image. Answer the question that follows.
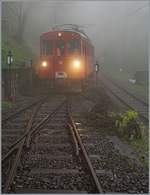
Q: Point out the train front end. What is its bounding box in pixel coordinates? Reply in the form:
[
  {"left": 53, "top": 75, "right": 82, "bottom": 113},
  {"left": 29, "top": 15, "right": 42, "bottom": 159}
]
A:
[{"left": 37, "top": 30, "right": 93, "bottom": 91}]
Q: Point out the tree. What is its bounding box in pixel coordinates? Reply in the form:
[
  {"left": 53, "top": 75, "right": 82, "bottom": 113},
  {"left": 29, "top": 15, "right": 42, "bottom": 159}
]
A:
[{"left": 2, "top": 2, "right": 34, "bottom": 42}]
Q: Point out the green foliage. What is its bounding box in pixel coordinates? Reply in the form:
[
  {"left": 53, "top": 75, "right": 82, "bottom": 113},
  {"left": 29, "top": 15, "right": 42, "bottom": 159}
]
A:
[
  {"left": 2, "top": 34, "right": 35, "bottom": 69},
  {"left": 128, "top": 137, "right": 148, "bottom": 168},
  {"left": 114, "top": 111, "right": 148, "bottom": 167},
  {"left": 116, "top": 110, "right": 138, "bottom": 128},
  {"left": 2, "top": 101, "right": 13, "bottom": 110},
  {"left": 115, "top": 110, "right": 140, "bottom": 139}
]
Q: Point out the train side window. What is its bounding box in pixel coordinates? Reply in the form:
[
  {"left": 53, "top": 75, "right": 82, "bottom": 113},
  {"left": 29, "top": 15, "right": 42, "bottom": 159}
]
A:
[
  {"left": 42, "top": 40, "right": 53, "bottom": 55},
  {"left": 56, "top": 40, "right": 65, "bottom": 56},
  {"left": 67, "top": 39, "right": 80, "bottom": 54}
]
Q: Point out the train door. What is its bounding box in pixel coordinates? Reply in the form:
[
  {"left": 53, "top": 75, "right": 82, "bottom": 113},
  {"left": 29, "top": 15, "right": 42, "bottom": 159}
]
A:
[{"left": 53, "top": 39, "right": 67, "bottom": 90}]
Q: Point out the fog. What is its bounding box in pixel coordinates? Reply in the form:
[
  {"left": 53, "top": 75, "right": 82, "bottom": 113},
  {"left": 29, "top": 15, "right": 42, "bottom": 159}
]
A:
[{"left": 2, "top": 1, "right": 149, "bottom": 73}]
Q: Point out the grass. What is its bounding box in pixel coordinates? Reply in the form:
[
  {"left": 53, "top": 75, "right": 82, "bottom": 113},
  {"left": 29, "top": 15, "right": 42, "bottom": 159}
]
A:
[
  {"left": 127, "top": 137, "right": 148, "bottom": 168},
  {"left": 102, "top": 67, "right": 148, "bottom": 167},
  {"left": 107, "top": 109, "right": 149, "bottom": 168},
  {"left": 2, "top": 100, "right": 13, "bottom": 110},
  {"left": 114, "top": 110, "right": 148, "bottom": 168},
  {"left": 113, "top": 126, "right": 149, "bottom": 168},
  {"left": 103, "top": 66, "right": 148, "bottom": 102}
]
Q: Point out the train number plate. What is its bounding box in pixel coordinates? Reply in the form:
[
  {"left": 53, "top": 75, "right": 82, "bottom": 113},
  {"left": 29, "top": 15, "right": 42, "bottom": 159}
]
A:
[{"left": 55, "top": 72, "right": 67, "bottom": 79}]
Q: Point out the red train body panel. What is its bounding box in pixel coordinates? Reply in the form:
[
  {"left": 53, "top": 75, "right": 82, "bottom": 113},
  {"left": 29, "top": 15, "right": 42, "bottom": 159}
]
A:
[{"left": 36, "top": 26, "right": 95, "bottom": 87}]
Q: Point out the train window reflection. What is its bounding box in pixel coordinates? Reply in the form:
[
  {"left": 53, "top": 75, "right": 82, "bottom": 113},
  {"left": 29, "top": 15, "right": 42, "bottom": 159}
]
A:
[
  {"left": 67, "top": 40, "right": 80, "bottom": 54},
  {"left": 42, "top": 40, "right": 53, "bottom": 55},
  {"left": 56, "top": 40, "right": 65, "bottom": 56}
]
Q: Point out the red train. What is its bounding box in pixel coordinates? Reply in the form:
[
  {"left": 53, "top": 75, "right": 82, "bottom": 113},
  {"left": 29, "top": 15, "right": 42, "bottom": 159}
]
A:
[{"left": 36, "top": 24, "right": 95, "bottom": 90}]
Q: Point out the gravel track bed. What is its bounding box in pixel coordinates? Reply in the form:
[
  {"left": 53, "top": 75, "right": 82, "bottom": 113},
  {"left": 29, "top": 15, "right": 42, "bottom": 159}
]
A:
[
  {"left": 4, "top": 91, "right": 148, "bottom": 193},
  {"left": 13, "top": 172, "right": 95, "bottom": 192},
  {"left": 37, "top": 136, "right": 70, "bottom": 144},
  {"left": 21, "top": 157, "right": 79, "bottom": 169},
  {"left": 2, "top": 109, "right": 33, "bottom": 158},
  {"left": 2, "top": 96, "right": 67, "bottom": 189},
  {"left": 43, "top": 124, "right": 67, "bottom": 129},
  {"left": 6, "top": 96, "right": 96, "bottom": 193},
  {"left": 2, "top": 130, "right": 23, "bottom": 135},
  {"left": 36, "top": 129, "right": 67, "bottom": 136},
  {"left": 31, "top": 144, "right": 74, "bottom": 154},
  {"left": 2, "top": 104, "right": 33, "bottom": 152},
  {"left": 3, "top": 123, "right": 28, "bottom": 129},
  {"left": 71, "top": 93, "right": 148, "bottom": 193},
  {"left": 2, "top": 96, "right": 35, "bottom": 116},
  {"left": 81, "top": 131, "right": 148, "bottom": 193},
  {"left": 29, "top": 147, "right": 74, "bottom": 156},
  {"left": 2, "top": 136, "right": 20, "bottom": 144}
]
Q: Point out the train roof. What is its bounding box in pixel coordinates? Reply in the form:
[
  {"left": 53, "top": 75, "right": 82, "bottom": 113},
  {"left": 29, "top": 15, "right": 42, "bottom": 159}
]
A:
[
  {"left": 53, "top": 24, "right": 90, "bottom": 39},
  {"left": 41, "top": 24, "right": 92, "bottom": 44}
]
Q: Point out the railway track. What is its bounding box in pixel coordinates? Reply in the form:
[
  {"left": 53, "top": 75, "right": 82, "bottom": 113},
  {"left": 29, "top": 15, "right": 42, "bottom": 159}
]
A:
[
  {"left": 2, "top": 96, "right": 46, "bottom": 123},
  {"left": 70, "top": 95, "right": 148, "bottom": 193},
  {"left": 2, "top": 93, "right": 148, "bottom": 193},
  {"left": 2, "top": 96, "right": 48, "bottom": 159},
  {"left": 99, "top": 73, "right": 148, "bottom": 122},
  {"left": 2, "top": 95, "right": 103, "bottom": 193},
  {"left": 2, "top": 95, "right": 66, "bottom": 191}
]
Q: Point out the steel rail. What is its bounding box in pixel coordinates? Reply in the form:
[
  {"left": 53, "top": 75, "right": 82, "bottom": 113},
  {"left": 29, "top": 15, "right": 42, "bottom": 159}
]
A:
[
  {"left": 67, "top": 98, "right": 79, "bottom": 156},
  {"left": 102, "top": 73, "right": 148, "bottom": 107},
  {"left": 2, "top": 99, "right": 67, "bottom": 162},
  {"left": 103, "top": 81, "right": 148, "bottom": 122},
  {"left": 68, "top": 123, "right": 79, "bottom": 156},
  {"left": 68, "top": 114, "right": 103, "bottom": 193},
  {"left": 25, "top": 102, "right": 44, "bottom": 148},
  {"left": 2, "top": 96, "right": 47, "bottom": 123},
  {"left": 25, "top": 99, "right": 67, "bottom": 148},
  {"left": 3, "top": 103, "right": 39, "bottom": 193},
  {"left": 2, "top": 102, "right": 43, "bottom": 162},
  {"left": 3, "top": 99, "right": 67, "bottom": 192},
  {"left": 8, "top": 102, "right": 42, "bottom": 150}
]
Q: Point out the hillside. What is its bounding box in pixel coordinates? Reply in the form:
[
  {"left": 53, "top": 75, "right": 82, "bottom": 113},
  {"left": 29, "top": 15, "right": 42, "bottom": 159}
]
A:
[{"left": 2, "top": 35, "right": 35, "bottom": 69}]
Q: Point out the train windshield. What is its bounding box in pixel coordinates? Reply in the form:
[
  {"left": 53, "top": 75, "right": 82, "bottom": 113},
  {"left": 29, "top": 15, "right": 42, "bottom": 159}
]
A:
[
  {"left": 42, "top": 40, "right": 53, "bottom": 55},
  {"left": 56, "top": 40, "right": 65, "bottom": 56},
  {"left": 67, "top": 39, "right": 80, "bottom": 54}
]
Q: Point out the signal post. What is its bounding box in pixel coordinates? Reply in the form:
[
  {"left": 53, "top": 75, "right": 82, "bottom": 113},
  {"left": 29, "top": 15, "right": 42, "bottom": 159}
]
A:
[{"left": 95, "top": 61, "right": 99, "bottom": 86}]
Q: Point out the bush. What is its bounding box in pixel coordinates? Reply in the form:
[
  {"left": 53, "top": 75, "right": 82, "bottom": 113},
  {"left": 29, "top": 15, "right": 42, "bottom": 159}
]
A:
[{"left": 115, "top": 110, "right": 141, "bottom": 139}]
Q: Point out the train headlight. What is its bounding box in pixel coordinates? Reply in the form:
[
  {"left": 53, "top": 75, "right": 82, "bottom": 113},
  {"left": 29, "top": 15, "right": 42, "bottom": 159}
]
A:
[
  {"left": 58, "top": 32, "right": 62, "bottom": 37},
  {"left": 41, "top": 61, "right": 47, "bottom": 67},
  {"left": 73, "top": 60, "right": 81, "bottom": 69}
]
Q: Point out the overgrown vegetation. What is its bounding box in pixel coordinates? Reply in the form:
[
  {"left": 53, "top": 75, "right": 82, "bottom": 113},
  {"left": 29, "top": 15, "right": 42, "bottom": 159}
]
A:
[
  {"left": 114, "top": 110, "right": 148, "bottom": 167},
  {"left": 128, "top": 138, "right": 148, "bottom": 167},
  {"left": 2, "top": 35, "right": 35, "bottom": 69},
  {"left": 2, "top": 100, "right": 13, "bottom": 110},
  {"left": 115, "top": 111, "right": 141, "bottom": 139},
  {"left": 85, "top": 91, "right": 148, "bottom": 167}
]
